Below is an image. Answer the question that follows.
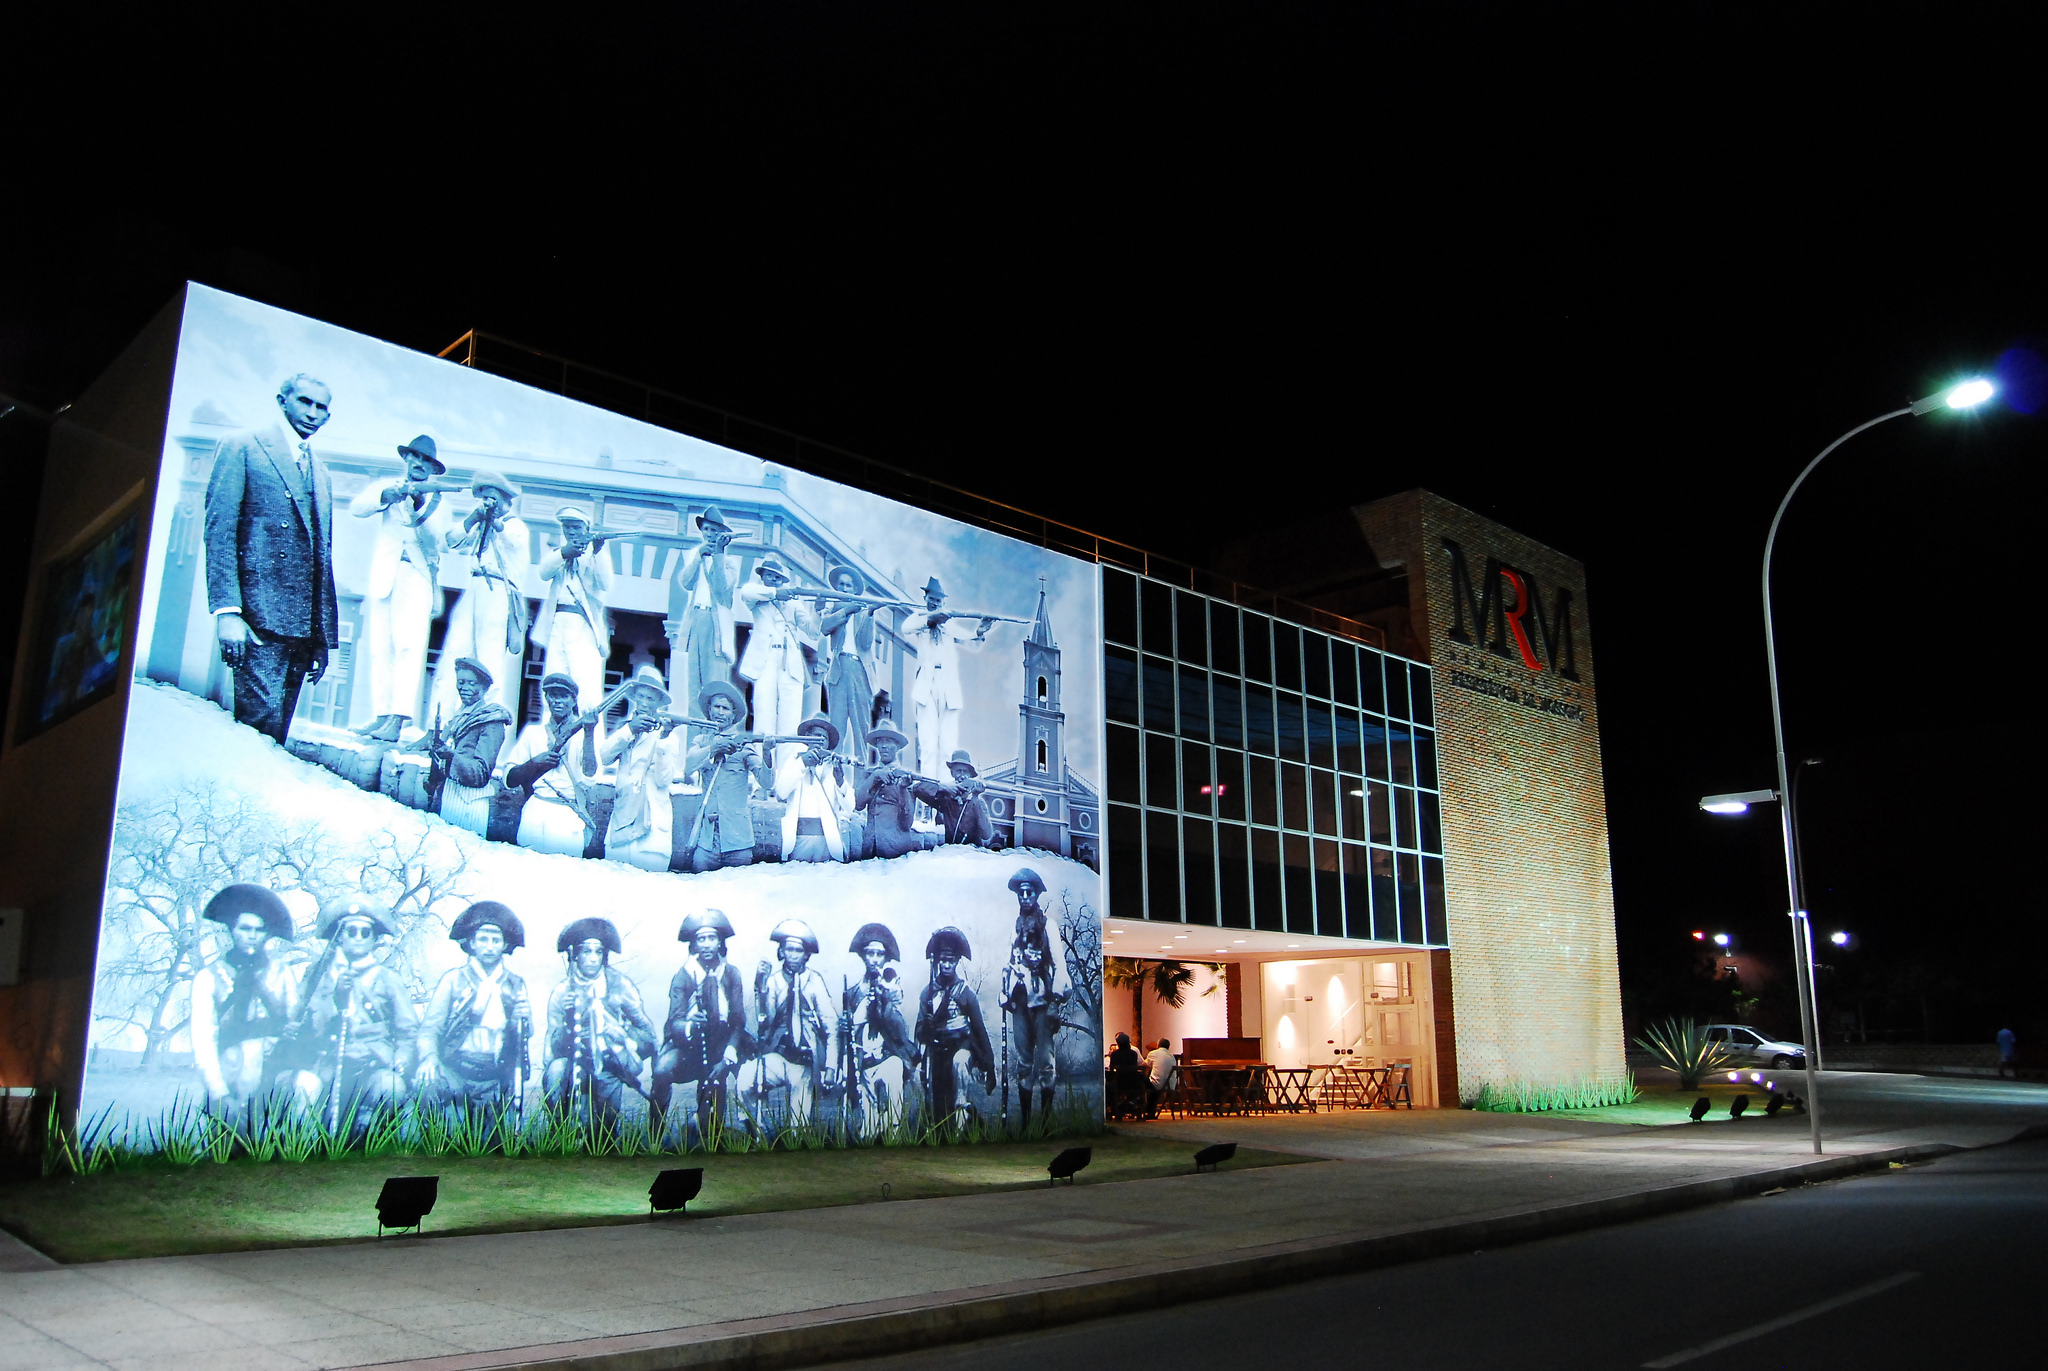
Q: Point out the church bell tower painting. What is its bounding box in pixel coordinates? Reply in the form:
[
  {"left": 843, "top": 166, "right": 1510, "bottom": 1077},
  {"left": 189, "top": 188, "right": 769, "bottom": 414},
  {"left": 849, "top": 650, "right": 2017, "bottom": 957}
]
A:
[{"left": 985, "top": 576, "right": 1100, "bottom": 869}]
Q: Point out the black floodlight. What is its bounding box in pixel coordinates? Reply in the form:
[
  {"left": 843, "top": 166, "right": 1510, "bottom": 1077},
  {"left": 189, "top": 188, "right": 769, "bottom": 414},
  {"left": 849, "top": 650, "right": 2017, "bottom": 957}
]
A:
[
  {"left": 1193, "top": 1142, "right": 1237, "bottom": 1173},
  {"left": 1729, "top": 1093, "right": 1750, "bottom": 1120},
  {"left": 649, "top": 1167, "right": 704, "bottom": 1215},
  {"left": 1764, "top": 1092, "right": 1786, "bottom": 1117},
  {"left": 376, "top": 1176, "right": 438, "bottom": 1235},
  {"left": 1048, "top": 1146, "right": 1092, "bottom": 1185},
  {"left": 1689, "top": 1097, "right": 1711, "bottom": 1123}
]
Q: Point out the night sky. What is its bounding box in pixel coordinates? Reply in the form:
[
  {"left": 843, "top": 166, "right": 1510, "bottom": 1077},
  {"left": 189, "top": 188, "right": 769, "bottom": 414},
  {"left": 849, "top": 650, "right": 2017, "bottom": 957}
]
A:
[{"left": 5, "top": 7, "right": 2041, "bottom": 1041}]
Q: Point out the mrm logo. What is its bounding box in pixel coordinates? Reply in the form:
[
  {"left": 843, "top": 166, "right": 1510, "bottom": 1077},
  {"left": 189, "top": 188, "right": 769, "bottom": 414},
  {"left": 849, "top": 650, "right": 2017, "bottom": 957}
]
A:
[{"left": 1442, "top": 539, "right": 1579, "bottom": 681}]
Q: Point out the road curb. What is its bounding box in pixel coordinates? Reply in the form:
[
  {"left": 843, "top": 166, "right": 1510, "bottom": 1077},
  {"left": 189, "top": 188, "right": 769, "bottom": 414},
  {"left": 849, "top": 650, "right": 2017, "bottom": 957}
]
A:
[{"left": 363, "top": 1142, "right": 1956, "bottom": 1371}]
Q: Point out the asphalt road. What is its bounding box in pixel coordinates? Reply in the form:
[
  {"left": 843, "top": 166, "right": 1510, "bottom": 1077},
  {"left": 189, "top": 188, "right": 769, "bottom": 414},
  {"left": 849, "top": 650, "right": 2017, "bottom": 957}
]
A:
[{"left": 820, "top": 1135, "right": 2048, "bottom": 1370}]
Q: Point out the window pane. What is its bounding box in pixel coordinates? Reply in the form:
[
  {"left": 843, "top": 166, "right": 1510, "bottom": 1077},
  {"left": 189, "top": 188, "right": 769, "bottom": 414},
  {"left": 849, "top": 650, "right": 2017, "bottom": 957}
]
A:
[
  {"left": 1142, "top": 655, "right": 1175, "bottom": 732},
  {"left": 1370, "top": 846, "right": 1397, "bottom": 942},
  {"left": 1368, "top": 781, "right": 1392, "bottom": 844},
  {"left": 1214, "top": 747, "right": 1247, "bottom": 821},
  {"left": 1397, "top": 852, "right": 1422, "bottom": 944},
  {"left": 1384, "top": 659, "right": 1410, "bottom": 719},
  {"left": 1306, "top": 698, "right": 1335, "bottom": 768},
  {"left": 1313, "top": 838, "right": 1343, "bottom": 939},
  {"left": 1211, "top": 675, "right": 1245, "bottom": 747},
  {"left": 1310, "top": 768, "right": 1337, "bottom": 837},
  {"left": 1419, "top": 791, "right": 1443, "bottom": 854},
  {"left": 1393, "top": 785, "right": 1416, "bottom": 850},
  {"left": 1415, "top": 729, "right": 1438, "bottom": 790},
  {"left": 1409, "top": 663, "right": 1433, "bottom": 726},
  {"left": 1331, "top": 642, "right": 1359, "bottom": 707},
  {"left": 1105, "top": 645, "right": 1139, "bottom": 725},
  {"left": 1141, "top": 578, "right": 1173, "bottom": 656},
  {"left": 1108, "top": 804, "right": 1143, "bottom": 919},
  {"left": 1334, "top": 709, "right": 1363, "bottom": 772},
  {"left": 1144, "top": 732, "right": 1177, "bottom": 809},
  {"left": 1108, "top": 724, "right": 1140, "bottom": 804},
  {"left": 1181, "top": 739, "right": 1212, "bottom": 812},
  {"left": 1244, "top": 682, "right": 1276, "bottom": 755},
  {"left": 1389, "top": 731, "right": 1415, "bottom": 785},
  {"left": 1423, "top": 855, "right": 1447, "bottom": 945},
  {"left": 1182, "top": 816, "right": 1217, "bottom": 925},
  {"left": 1177, "top": 664, "right": 1210, "bottom": 742},
  {"left": 1209, "top": 602, "right": 1240, "bottom": 674},
  {"left": 1247, "top": 754, "right": 1279, "bottom": 828},
  {"left": 1275, "top": 691, "right": 1307, "bottom": 762},
  {"left": 1251, "top": 829, "right": 1284, "bottom": 931},
  {"left": 1340, "top": 774, "right": 1366, "bottom": 841},
  {"left": 1175, "top": 590, "right": 1208, "bottom": 667},
  {"left": 1218, "top": 822, "right": 1251, "bottom": 929},
  {"left": 1148, "top": 810, "right": 1182, "bottom": 921},
  {"left": 1242, "top": 613, "right": 1272, "bottom": 682},
  {"left": 1341, "top": 843, "right": 1371, "bottom": 940},
  {"left": 1358, "top": 651, "right": 1386, "bottom": 714},
  {"left": 1102, "top": 567, "right": 1138, "bottom": 646},
  {"left": 1279, "top": 761, "right": 1309, "bottom": 832},
  {"left": 1303, "top": 633, "right": 1330, "bottom": 699},
  {"left": 1273, "top": 622, "right": 1302, "bottom": 691},
  {"left": 1283, "top": 834, "right": 1313, "bottom": 934}
]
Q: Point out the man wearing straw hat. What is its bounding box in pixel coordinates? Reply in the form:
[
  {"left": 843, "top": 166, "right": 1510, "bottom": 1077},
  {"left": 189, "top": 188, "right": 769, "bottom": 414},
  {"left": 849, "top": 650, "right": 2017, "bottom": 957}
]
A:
[
  {"left": 347, "top": 434, "right": 455, "bottom": 742},
  {"left": 416, "top": 901, "right": 533, "bottom": 1113},
  {"left": 600, "top": 665, "right": 681, "bottom": 871},
  {"left": 533, "top": 505, "right": 612, "bottom": 713},
  {"left": 681, "top": 680, "right": 764, "bottom": 872},
  {"left": 737, "top": 553, "right": 816, "bottom": 772},
  {"left": 856, "top": 717, "right": 940, "bottom": 859},
  {"left": 190, "top": 883, "right": 298, "bottom": 1114},
  {"left": 672, "top": 504, "right": 740, "bottom": 729},
  {"left": 909, "top": 575, "right": 995, "bottom": 780},
  {"left": 430, "top": 656, "right": 513, "bottom": 837},
  {"left": 429, "top": 470, "right": 529, "bottom": 722},
  {"left": 774, "top": 713, "right": 855, "bottom": 862}
]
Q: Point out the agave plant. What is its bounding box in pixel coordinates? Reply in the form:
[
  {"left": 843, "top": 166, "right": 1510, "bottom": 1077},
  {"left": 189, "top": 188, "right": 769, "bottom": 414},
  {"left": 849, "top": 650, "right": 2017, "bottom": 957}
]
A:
[{"left": 1633, "top": 1017, "right": 1735, "bottom": 1089}]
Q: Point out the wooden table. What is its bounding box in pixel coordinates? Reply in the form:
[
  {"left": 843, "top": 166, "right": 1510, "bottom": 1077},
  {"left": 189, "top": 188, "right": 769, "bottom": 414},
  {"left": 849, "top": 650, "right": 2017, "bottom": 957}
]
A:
[
  {"left": 1178, "top": 1061, "right": 1262, "bottom": 1116},
  {"left": 1261, "top": 1065, "right": 1319, "bottom": 1113},
  {"left": 1309, "top": 1063, "right": 1370, "bottom": 1109}
]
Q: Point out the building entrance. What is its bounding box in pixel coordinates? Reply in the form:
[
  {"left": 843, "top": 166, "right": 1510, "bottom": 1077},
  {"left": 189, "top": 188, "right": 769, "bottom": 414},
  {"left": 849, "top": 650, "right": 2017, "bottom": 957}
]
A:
[{"left": 1260, "top": 951, "right": 1436, "bottom": 1106}]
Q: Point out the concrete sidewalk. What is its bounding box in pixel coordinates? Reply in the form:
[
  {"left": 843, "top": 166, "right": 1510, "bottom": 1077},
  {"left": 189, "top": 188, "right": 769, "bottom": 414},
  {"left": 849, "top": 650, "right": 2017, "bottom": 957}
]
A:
[{"left": 2, "top": 1072, "right": 2044, "bottom": 1371}]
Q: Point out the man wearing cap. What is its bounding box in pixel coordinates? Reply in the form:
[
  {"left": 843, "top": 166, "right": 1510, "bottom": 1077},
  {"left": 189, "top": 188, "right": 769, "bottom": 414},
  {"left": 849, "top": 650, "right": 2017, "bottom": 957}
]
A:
[
  {"left": 916, "top": 749, "right": 996, "bottom": 847},
  {"left": 654, "top": 910, "right": 751, "bottom": 1139},
  {"left": 839, "top": 923, "right": 913, "bottom": 1137},
  {"left": 737, "top": 555, "right": 817, "bottom": 772},
  {"left": 203, "top": 372, "right": 340, "bottom": 745},
  {"left": 430, "top": 657, "right": 513, "bottom": 836},
  {"left": 429, "top": 471, "right": 529, "bottom": 722},
  {"left": 743, "top": 919, "right": 840, "bottom": 1127},
  {"left": 348, "top": 435, "right": 455, "bottom": 742},
  {"left": 281, "top": 898, "right": 418, "bottom": 1133},
  {"left": 681, "top": 681, "right": 764, "bottom": 872},
  {"left": 417, "top": 901, "right": 534, "bottom": 1113},
  {"left": 500, "top": 672, "right": 608, "bottom": 857},
  {"left": 855, "top": 719, "right": 940, "bottom": 859},
  {"left": 545, "top": 917, "right": 656, "bottom": 1126},
  {"left": 774, "top": 713, "right": 855, "bottom": 862},
  {"left": 909, "top": 575, "right": 995, "bottom": 780},
  {"left": 1001, "top": 869, "right": 1062, "bottom": 1132},
  {"left": 671, "top": 506, "right": 740, "bottom": 730},
  {"left": 533, "top": 506, "right": 612, "bottom": 713},
  {"left": 600, "top": 665, "right": 681, "bottom": 871},
  {"left": 816, "top": 566, "right": 881, "bottom": 761},
  {"left": 914, "top": 927, "right": 994, "bottom": 1125},
  {"left": 190, "top": 884, "right": 299, "bottom": 1113}
]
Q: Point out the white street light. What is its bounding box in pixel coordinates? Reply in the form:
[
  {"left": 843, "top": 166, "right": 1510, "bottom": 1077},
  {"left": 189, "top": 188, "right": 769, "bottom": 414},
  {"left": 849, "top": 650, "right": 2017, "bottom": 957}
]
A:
[{"left": 1699, "top": 788, "right": 1777, "bottom": 814}]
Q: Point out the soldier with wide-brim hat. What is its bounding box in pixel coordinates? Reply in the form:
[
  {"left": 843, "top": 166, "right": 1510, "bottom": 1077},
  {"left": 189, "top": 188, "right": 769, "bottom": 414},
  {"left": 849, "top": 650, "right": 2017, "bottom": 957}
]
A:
[
  {"left": 1007, "top": 868, "right": 1046, "bottom": 895},
  {"left": 397, "top": 434, "right": 446, "bottom": 473},
  {"left": 622, "top": 663, "right": 669, "bottom": 707},
  {"left": 469, "top": 469, "right": 520, "bottom": 502},
  {"left": 947, "top": 750, "right": 978, "bottom": 778},
  {"left": 315, "top": 897, "right": 397, "bottom": 941},
  {"left": 922, "top": 576, "right": 945, "bottom": 600},
  {"left": 795, "top": 712, "right": 840, "bottom": 752},
  {"left": 202, "top": 883, "right": 294, "bottom": 941},
  {"left": 449, "top": 899, "right": 526, "bottom": 950},
  {"left": 755, "top": 553, "right": 792, "bottom": 583},
  {"left": 849, "top": 922, "right": 902, "bottom": 961},
  {"left": 697, "top": 679, "right": 746, "bottom": 720},
  {"left": 557, "top": 916, "right": 623, "bottom": 955},
  {"left": 696, "top": 505, "right": 732, "bottom": 533},
  {"left": 604, "top": 664, "right": 679, "bottom": 871},
  {"left": 915, "top": 925, "right": 993, "bottom": 1126},
  {"left": 868, "top": 717, "right": 908, "bottom": 749},
  {"left": 288, "top": 897, "right": 415, "bottom": 1134}
]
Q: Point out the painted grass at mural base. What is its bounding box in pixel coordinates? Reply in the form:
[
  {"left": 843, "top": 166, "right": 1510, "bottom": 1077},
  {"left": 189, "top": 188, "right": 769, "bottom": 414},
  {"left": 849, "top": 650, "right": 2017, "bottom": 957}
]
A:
[
  {"left": 1466, "top": 1073, "right": 1640, "bottom": 1114},
  {"left": 0, "top": 1132, "right": 1305, "bottom": 1264}
]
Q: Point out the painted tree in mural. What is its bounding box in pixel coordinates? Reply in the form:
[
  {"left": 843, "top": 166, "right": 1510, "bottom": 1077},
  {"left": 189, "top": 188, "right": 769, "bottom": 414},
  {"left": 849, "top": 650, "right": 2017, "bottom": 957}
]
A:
[{"left": 1052, "top": 891, "right": 1102, "bottom": 1075}]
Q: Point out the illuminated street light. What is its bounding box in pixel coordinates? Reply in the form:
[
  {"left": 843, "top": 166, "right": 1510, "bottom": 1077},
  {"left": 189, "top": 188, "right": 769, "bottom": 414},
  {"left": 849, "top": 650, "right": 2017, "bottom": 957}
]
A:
[
  {"left": 1830, "top": 931, "right": 1850, "bottom": 947},
  {"left": 1700, "top": 788, "right": 1776, "bottom": 814},
  {"left": 1712, "top": 933, "right": 1731, "bottom": 947},
  {"left": 1755, "top": 375, "right": 1997, "bottom": 1156}
]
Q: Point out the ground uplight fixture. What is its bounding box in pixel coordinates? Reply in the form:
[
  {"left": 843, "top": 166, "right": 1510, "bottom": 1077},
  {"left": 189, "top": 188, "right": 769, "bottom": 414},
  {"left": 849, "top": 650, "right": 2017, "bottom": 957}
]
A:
[
  {"left": 1699, "top": 788, "right": 1777, "bottom": 815},
  {"left": 375, "top": 1175, "right": 439, "bottom": 1236}
]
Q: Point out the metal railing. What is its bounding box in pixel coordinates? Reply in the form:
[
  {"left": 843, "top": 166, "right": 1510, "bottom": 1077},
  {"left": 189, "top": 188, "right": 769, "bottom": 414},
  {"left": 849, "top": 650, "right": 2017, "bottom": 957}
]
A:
[{"left": 440, "top": 329, "right": 1385, "bottom": 649}]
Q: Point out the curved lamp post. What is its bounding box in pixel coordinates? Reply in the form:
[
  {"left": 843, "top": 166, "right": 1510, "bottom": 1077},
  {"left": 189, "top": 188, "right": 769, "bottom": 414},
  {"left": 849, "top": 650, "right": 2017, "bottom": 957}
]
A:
[{"left": 1751, "top": 377, "right": 1995, "bottom": 1154}]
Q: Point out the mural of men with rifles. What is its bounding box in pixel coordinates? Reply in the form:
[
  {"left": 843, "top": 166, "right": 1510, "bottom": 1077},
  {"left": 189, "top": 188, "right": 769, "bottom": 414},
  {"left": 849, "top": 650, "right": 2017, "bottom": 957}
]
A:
[
  {"left": 189, "top": 884, "right": 298, "bottom": 1116},
  {"left": 742, "top": 919, "right": 840, "bottom": 1129},
  {"left": 417, "top": 901, "right": 533, "bottom": 1116},
  {"left": 544, "top": 917, "right": 657, "bottom": 1129},
  {"left": 499, "top": 672, "right": 609, "bottom": 857},
  {"left": 653, "top": 909, "right": 751, "bottom": 1142},
  {"left": 840, "top": 922, "right": 913, "bottom": 1139},
  {"left": 429, "top": 470, "right": 529, "bottom": 722},
  {"left": 683, "top": 681, "right": 766, "bottom": 872},
  {"left": 910, "top": 576, "right": 1001, "bottom": 780},
  {"left": 276, "top": 897, "right": 417, "bottom": 1136},
  {"left": 429, "top": 656, "right": 512, "bottom": 837},
  {"left": 1000, "top": 868, "right": 1062, "bottom": 1133},
  {"left": 914, "top": 926, "right": 994, "bottom": 1128},
  {"left": 347, "top": 434, "right": 459, "bottom": 742}
]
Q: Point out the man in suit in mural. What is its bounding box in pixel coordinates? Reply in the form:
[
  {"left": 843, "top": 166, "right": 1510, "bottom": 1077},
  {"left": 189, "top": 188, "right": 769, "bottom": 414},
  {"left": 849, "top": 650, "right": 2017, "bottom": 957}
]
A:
[
  {"left": 533, "top": 506, "right": 612, "bottom": 714},
  {"left": 672, "top": 505, "right": 739, "bottom": 733},
  {"left": 816, "top": 565, "right": 881, "bottom": 762},
  {"left": 737, "top": 554, "right": 816, "bottom": 772},
  {"left": 203, "top": 372, "right": 340, "bottom": 745},
  {"left": 347, "top": 434, "right": 455, "bottom": 741}
]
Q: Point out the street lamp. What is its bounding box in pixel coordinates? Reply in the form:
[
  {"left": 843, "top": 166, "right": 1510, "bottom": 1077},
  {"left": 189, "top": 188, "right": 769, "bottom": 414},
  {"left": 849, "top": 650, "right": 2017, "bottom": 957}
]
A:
[{"left": 1755, "top": 375, "right": 1995, "bottom": 1156}]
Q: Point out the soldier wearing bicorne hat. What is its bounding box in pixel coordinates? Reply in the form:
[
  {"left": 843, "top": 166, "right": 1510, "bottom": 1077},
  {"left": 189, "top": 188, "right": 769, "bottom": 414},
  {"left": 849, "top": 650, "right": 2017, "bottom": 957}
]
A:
[
  {"left": 190, "top": 884, "right": 299, "bottom": 1114},
  {"left": 742, "top": 918, "right": 840, "bottom": 1128},
  {"left": 280, "top": 897, "right": 416, "bottom": 1134},
  {"left": 653, "top": 909, "right": 751, "bottom": 1141},
  {"left": 600, "top": 664, "right": 681, "bottom": 871},
  {"left": 544, "top": 916, "right": 657, "bottom": 1128},
  {"left": 429, "top": 469, "right": 530, "bottom": 722},
  {"left": 500, "top": 671, "right": 608, "bottom": 857},
  {"left": 840, "top": 922, "right": 913, "bottom": 1138},
  {"left": 534, "top": 504, "right": 612, "bottom": 713},
  {"left": 347, "top": 434, "right": 454, "bottom": 741},
  {"left": 417, "top": 901, "right": 534, "bottom": 1112},
  {"left": 914, "top": 926, "right": 994, "bottom": 1126}
]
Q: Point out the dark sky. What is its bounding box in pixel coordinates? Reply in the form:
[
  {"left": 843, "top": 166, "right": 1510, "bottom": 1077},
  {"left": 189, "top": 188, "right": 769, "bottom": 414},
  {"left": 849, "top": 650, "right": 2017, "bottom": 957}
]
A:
[{"left": 6, "top": 6, "right": 2041, "bottom": 1031}]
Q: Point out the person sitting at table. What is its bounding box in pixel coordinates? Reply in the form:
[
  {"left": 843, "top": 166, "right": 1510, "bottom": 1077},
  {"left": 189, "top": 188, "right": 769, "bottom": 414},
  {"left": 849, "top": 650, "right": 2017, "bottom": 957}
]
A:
[
  {"left": 1108, "top": 1032, "right": 1140, "bottom": 1072},
  {"left": 1105, "top": 1032, "right": 1145, "bottom": 1120},
  {"left": 1143, "top": 1037, "right": 1176, "bottom": 1118}
]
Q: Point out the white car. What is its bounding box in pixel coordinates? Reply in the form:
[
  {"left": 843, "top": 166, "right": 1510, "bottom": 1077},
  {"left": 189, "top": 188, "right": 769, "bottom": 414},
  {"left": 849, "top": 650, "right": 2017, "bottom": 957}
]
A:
[{"left": 1704, "top": 1024, "right": 1807, "bottom": 1069}]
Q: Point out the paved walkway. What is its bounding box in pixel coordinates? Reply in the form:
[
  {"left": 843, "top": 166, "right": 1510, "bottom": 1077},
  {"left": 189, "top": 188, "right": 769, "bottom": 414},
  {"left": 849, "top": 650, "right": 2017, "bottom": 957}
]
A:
[{"left": 2, "top": 1073, "right": 2043, "bottom": 1371}]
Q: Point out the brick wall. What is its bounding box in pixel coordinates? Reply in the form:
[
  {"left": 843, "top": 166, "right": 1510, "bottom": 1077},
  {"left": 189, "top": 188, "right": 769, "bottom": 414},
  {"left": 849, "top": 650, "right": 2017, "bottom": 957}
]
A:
[{"left": 1355, "top": 491, "right": 1625, "bottom": 1097}]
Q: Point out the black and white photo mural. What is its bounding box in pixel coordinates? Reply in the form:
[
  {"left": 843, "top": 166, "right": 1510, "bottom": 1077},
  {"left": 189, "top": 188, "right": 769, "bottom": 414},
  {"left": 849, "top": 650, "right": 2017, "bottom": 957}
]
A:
[{"left": 84, "top": 285, "right": 1105, "bottom": 1149}]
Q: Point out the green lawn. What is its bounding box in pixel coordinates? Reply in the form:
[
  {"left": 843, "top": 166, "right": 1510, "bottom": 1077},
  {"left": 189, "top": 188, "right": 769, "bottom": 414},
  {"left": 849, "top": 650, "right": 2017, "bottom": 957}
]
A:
[
  {"left": 0, "top": 1133, "right": 1304, "bottom": 1264},
  {"left": 1542, "top": 1078, "right": 1808, "bottom": 1127}
]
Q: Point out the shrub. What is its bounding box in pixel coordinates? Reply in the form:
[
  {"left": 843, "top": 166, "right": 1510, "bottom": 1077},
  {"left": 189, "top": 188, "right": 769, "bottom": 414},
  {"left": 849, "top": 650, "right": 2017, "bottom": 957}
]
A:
[
  {"left": 1633, "top": 1017, "right": 1735, "bottom": 1090},
  {"left": 1466, "top": 1074, "right": 1639, "bottom": 1113}
]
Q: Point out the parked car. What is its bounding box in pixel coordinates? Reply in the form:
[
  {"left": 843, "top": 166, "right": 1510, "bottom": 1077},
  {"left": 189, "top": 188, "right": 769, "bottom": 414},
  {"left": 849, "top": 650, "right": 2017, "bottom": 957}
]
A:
[{"left": 1704, "top": 1024, "right": 1807, "bottom": 1069}]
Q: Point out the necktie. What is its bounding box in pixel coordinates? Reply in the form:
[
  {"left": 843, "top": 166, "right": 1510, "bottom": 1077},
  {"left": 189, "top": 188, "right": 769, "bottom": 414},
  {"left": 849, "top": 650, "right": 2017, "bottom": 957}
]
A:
[{"left": 297, "top": 441, "right": 312, "bottom": 479}]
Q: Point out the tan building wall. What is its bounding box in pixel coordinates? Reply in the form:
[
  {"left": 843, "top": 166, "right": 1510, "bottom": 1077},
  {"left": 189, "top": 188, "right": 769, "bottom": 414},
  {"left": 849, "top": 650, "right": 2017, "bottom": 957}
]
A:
[{"left": 1353, "top": 491, "right": 1623, "bottom": 1095}]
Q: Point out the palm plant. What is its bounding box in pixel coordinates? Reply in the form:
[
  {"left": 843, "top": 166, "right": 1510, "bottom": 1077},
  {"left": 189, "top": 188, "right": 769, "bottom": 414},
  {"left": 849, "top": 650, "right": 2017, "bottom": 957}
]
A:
[{"left": 1633, "top": 1016, "right": 1735, "bottom": 1090}]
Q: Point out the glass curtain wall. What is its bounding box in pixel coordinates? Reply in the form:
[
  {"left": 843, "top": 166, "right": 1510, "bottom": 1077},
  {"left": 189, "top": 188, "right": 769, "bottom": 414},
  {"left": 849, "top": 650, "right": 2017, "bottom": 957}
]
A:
[{"left": 1102, "top": 568, "right": 1447, "bottom": 946}]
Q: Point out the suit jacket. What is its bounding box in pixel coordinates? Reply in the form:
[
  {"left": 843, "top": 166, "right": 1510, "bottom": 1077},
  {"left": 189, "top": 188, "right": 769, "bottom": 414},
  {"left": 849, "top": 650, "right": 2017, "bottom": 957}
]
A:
[
  {"left": 674, "top": 544, "right": 738, "bottom": 660},
  {"left": 203, "top": 423, "right": 338, "bottom": 646}
]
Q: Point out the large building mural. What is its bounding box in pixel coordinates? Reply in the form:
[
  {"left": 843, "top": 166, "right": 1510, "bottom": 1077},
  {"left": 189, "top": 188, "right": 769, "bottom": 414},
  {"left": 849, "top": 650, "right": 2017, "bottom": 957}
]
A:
[{"left": 83, "top": 286, "right": 1104, "bottom": 1142}]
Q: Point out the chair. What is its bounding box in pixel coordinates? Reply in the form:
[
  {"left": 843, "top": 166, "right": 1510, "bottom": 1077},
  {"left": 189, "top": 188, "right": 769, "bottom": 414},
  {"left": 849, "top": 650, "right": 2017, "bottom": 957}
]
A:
[
  {"left": 1381, "top": 1061, "right": 1414, "bottom": 1109},
  {"left": 1106, "top": 1066, "right": 1149, "bottom": 1121}
]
